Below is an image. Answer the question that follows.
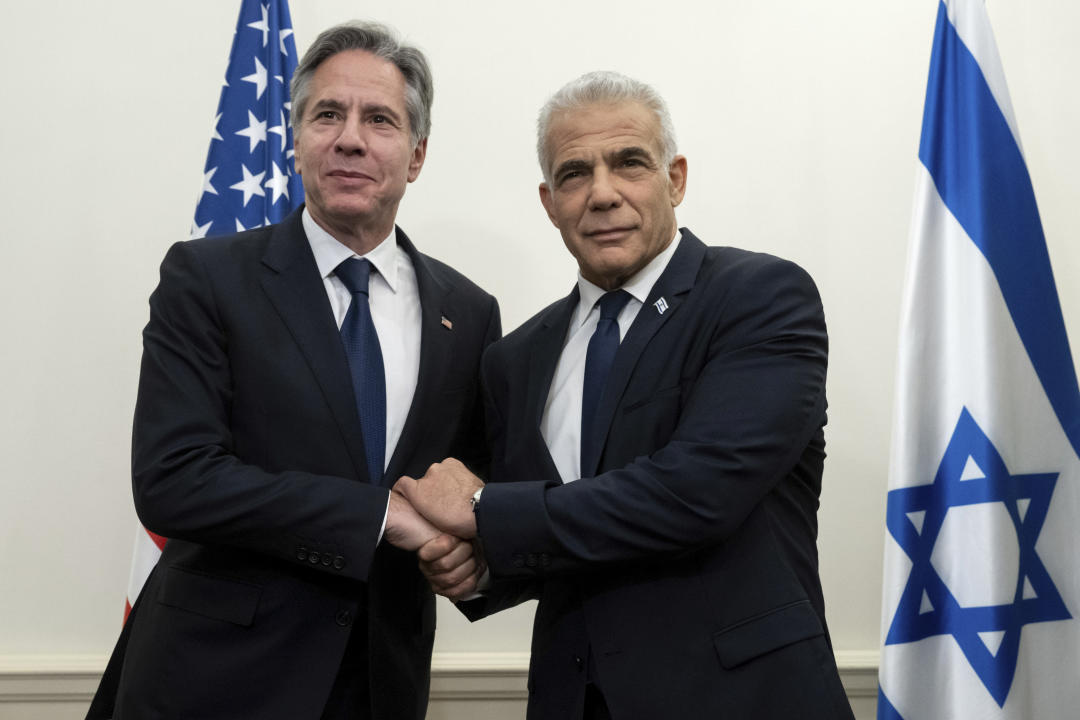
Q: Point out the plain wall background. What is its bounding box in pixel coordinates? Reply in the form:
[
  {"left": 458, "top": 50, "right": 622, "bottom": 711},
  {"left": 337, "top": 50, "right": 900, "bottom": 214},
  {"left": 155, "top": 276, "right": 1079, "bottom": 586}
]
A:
[{"left": 1, "top": 0, "right": 1077, "bottom": 662}]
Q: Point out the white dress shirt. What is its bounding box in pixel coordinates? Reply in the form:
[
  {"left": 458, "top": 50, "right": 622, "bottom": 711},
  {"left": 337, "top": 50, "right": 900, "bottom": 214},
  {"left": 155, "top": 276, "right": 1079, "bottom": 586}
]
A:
[
  {"left": 303, "top": 209, "right": 422, "bottom": 538},
  {"left": 303, "top": 209, "right": 422, "bottom": 468},
  {"left": 540, "top": 231, "right": 682, "bottom": 484}
]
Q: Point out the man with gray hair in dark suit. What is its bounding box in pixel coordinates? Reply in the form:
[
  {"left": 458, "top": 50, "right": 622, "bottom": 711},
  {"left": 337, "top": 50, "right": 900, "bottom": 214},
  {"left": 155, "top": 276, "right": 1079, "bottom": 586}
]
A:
[
  {"left": 88, "top": 21, "right": 499, "bottom": 720},
  {"left": 400, "top": 71, "right": 854, "bottom": 720}
]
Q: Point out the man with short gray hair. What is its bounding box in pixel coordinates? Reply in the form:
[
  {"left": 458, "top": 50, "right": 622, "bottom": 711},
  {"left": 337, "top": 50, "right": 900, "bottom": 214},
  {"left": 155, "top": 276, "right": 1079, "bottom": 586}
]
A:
[
  {"left": 400, "top": 71, "right": 854, "bottom": 719},
  {"left": 88, "top": 21, "right": 499, "bottom": 720}
]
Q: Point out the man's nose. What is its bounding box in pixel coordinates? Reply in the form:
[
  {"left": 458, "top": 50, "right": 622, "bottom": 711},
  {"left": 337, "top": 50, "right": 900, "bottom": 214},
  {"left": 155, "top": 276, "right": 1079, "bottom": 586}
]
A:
[
  {"left": 587, "top": 168, "right": 621, "bottom": 210},
  {"left": 335, "top": 120, "right": 367, "bottom": 155}
]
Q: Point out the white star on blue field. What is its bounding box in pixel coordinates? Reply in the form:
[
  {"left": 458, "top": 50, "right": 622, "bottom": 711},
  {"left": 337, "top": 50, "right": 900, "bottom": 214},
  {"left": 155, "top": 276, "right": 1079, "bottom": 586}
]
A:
[
  {"left": 192, "top": 1, "right": 302, "bottom": 240},
  {"left": 885, "top": 407, "right": 1070, "bottom": 707}
]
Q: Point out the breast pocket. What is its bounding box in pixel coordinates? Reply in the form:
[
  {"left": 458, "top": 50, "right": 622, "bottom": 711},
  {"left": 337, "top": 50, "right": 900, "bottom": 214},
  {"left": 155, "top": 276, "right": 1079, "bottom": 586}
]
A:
[{"left": 609, "top": 385, "right": 683, "bottom": 461}]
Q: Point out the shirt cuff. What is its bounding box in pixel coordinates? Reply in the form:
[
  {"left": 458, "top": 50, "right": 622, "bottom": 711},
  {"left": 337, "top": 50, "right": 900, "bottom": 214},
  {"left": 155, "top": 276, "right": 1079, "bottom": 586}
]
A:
[{"left": 377, "top": 495, "right": 389, "bottom": 544}]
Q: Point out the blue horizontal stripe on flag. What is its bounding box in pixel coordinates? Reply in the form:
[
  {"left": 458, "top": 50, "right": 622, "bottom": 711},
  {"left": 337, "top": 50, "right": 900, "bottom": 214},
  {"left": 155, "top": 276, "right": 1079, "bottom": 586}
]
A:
[{"left": 919, "top": 0, "right": 1080, "bottom": 458}]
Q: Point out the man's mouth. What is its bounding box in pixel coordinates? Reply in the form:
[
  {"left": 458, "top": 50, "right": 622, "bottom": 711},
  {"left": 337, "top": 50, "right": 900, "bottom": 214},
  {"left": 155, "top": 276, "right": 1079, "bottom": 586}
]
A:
[
  {"left": 328, "top": 170, "right": 374, "bottom": 181},
  {"left": 585, "top": 226, "right": 635, "bottom": 241}
]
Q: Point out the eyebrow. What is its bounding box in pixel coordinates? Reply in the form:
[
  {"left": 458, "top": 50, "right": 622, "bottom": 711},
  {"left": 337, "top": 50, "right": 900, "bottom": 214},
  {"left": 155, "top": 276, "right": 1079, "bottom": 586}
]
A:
[
  {"left": 552, "top": 158, "right": 592, "bottom": 182},
  {"left": 308, "top": 98, "right": 346, "bottom": 116},
  {"left": 610, "top": 146, "right": 656, "bottom": 166},
  {"left": 360, "top": 102, "right": 404, "bottom": 123}
]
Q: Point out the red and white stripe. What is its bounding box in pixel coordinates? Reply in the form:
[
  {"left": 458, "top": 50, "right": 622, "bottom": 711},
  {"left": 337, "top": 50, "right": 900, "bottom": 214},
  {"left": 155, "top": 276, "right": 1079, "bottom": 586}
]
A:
[{"left": 124, "top": 525, "right": 167, "bottom": 621}]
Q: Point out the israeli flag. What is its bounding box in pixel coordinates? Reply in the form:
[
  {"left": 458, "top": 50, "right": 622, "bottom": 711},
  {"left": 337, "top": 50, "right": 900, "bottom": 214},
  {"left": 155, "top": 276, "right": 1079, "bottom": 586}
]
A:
[{"left": 878, "top": 1, "right": 1080, "bottom": 718}]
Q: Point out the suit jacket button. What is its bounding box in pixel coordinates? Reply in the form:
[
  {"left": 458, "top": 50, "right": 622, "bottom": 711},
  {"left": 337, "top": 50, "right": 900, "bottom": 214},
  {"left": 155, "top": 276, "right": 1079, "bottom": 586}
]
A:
[
  {"left": 336, "top": 610, "right": 352, "bottom": 627},
  {"left": 296, "top": 547, "right": 308, "bottom": 562},
  {"left": 540, "top": 553, "right": 551, "bottom": 567},
  {"left": 321, "top": 554, "right": 332, "bottom": 566},
  {"left": 333, "top": 556, "right": 345, "bottom": 570},
  {"left": 526, "top": 554, "right": 538, "bottom": 568},
  {"left": 513, "top": 554, "right": 525, "bottom": 568},
  {"left": 309, "top": 551, "right": 321, "bottom": 564}
]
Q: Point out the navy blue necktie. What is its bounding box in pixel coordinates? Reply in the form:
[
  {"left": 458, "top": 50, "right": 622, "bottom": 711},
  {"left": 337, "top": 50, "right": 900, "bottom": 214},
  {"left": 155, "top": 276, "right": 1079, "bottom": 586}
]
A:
[
  {"left": 581, "top": 290, "right": 632, "bottom": 478},
  {"left": 336, "top": 258, "right": 386, "bottom": 484}
]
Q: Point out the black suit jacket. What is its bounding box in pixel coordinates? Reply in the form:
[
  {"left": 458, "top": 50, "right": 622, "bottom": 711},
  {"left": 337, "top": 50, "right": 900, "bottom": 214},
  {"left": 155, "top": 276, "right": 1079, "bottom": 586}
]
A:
[
  {"left": 90, "top": 209, "right": 500, "bottom": 720},
  {"left": 466, "top": 230, "right": 852, "bottom": 720}
]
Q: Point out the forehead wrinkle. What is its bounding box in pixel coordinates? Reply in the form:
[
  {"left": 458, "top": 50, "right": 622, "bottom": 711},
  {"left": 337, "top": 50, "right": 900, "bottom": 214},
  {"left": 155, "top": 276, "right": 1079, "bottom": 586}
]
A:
[
  {"left": 310, "top": 97, "right": 345, "bottom": 111},
  {"left": 608, "top": 145, "right": 656, "bottom": 163},
  {"left": 550, "top": 131, "right": 661, "bottom": 168}
]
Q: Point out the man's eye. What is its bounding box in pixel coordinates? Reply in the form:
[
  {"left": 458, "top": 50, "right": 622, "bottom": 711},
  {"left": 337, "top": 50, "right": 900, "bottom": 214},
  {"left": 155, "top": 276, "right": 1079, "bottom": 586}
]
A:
[
  {"left": 371, "top": 115, "right": 388, "bottom": 124},
  {"left": 316, "top": 111, "right": 339, "bottom": 120}
]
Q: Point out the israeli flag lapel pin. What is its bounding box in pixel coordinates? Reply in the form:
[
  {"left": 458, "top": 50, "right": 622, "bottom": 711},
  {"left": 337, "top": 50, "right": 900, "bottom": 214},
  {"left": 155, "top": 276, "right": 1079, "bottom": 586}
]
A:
[{"left": 653, "top": 297, "right": 669, "bottom": 315}]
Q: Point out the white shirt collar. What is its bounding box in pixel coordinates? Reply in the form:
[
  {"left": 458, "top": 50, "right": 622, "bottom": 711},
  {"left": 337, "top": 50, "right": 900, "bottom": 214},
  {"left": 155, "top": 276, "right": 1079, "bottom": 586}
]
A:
[
  {"left": 302, "top": 208, "right": 401, "bottom": 292},
  {"left": 574, "top": 229, "right": 683, "bottom": 326}
]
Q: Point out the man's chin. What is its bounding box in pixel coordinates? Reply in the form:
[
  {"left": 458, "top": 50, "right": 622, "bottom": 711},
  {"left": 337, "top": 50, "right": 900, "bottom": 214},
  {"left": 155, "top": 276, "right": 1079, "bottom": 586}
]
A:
[
  {"left": 580, "top": 256, "right": 641, "bottom": 289},
  {"left": 313, "top": 201, "right": 387, "bottom": 229}
]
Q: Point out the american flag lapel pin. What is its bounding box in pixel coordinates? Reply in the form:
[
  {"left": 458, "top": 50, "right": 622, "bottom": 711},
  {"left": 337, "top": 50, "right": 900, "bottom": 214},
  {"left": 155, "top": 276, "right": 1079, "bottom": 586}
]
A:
[
  {"left": 441, "top": 315, "right": 453, "bottom": 330},
  {"left": 653, "top": 297, "right": 669, "bottom": 315}
]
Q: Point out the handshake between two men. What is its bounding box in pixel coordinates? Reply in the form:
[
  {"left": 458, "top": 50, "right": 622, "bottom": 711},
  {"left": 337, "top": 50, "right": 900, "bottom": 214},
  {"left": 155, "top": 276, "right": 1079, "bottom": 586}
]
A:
[{"left": 385, "top": 458, "right": 486, "bottom": 602}]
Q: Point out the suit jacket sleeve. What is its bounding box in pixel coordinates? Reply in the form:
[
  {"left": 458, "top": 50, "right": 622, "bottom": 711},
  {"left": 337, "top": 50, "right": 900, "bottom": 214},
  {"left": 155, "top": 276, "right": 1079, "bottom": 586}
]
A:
[
  {"left": 131, "top": 241, "right": 387, "bottom": 582},
  {"left": 457, "top": 347, "right": 543, "bottom": 620},
  {"left": 476, "top": 255, "right": 828, "bottom": 580}
]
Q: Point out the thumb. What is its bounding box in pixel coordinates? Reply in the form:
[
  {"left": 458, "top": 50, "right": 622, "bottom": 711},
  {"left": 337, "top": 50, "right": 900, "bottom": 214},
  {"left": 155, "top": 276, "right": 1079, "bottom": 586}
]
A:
[
  {"left": 393, "top": 475, "right": 418, "bottom": 499},
  {"left": 418, "top": 533, "right": 459, "bottom": 562}
]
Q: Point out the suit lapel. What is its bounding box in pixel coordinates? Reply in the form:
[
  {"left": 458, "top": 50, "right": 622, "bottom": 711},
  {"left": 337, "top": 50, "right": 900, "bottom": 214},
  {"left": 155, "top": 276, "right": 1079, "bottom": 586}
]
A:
[
  {"left": 525, "top": 288, "right": 579, "bottom": 481},
  {"left": 528, "top": 288, "right": 578, "bottom": 427},
  {"left": 259, "top": 210, "right": 373, "bottom": 482},
  {"left": 384, "top": 227, "right": 452, "bottom": 486},
  {"left": 581, "top": 230, "right": 707, "bottom": 478}
]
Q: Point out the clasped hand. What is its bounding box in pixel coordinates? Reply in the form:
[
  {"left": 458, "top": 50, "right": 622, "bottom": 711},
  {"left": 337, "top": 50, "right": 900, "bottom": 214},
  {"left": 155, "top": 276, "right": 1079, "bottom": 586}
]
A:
[{"left": 384, "top": 458, "right": 485, "bottom": 601}]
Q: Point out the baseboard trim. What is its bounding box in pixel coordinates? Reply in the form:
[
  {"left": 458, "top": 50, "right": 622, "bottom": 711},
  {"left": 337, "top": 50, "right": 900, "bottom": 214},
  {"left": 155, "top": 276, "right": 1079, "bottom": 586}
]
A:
[
  {"left": 0, "top": 650, "right": 880, "bottom": 704},
  {"left": 835, "top": 649, "right": 880, "bottom": 699},
  {"left": 0, "top": 654, "right": 105, "bottom": 705}
]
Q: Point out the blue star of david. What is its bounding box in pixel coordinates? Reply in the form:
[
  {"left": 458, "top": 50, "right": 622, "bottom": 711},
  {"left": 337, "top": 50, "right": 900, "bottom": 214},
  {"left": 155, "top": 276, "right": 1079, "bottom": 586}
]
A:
[{"left": 885, "top": 407, "right": 1070, "bottom": 707}]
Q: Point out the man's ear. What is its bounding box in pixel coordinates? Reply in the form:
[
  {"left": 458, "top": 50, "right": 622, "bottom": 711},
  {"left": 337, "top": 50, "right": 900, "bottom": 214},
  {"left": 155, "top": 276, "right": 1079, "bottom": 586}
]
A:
[
  {"left": 668, "top": 155, "right": 687, "bottom": 207},
  {"left": 407, "top": 138, "right": 428, "bottom": 183},
  {"left": 539, "top": 183, "right": 559, "bottom": 227}
]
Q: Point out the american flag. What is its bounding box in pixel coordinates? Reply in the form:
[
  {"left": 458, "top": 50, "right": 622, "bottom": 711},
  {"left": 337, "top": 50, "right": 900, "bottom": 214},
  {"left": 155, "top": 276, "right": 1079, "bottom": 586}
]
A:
[
  {"left": 191, "top": 0, "right": 303, "bottom": 237},
  {"left": 126, "top": 0, "right": 303, "bottom": 620}
]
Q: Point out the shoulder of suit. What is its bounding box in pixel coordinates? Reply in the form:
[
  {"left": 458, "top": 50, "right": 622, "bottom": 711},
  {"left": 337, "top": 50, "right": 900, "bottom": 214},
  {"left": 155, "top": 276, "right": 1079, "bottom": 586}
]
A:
[
  {"left": 414, "top": 250, "right": 496, "bottom": 303},
  {"left": 178, "top": 223, "right": 275, "bottom": 262},
  {"left": 489, "top": 294, "right": 570, "bottom": 355},
  {"left": 699, "top": 243, "right": 816, "bottom": 289}
]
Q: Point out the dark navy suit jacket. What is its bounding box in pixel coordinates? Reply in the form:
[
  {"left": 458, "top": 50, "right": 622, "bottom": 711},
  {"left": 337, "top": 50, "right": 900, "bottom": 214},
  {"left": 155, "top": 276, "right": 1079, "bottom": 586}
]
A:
[
  {"left": 466, "top": 229, "right": 853, "bottom": 720},
  {"left": 89, "top": 208, "right": 500, "bottom": 720}
]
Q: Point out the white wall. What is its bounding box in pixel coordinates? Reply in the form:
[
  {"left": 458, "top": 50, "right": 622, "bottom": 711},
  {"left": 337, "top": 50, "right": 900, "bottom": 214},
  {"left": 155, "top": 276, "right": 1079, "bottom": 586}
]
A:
[{"left": 2, "top": 0, "right": 1078, "bottom": 675}]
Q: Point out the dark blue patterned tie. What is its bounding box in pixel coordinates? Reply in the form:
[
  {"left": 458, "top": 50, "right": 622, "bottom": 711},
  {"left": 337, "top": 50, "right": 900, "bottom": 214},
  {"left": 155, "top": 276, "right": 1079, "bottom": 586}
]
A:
[
  {"left": 336, "top": 258, "right": 386, "bottom": 484},
  {"left": 581, "top": 290, "right": 632, "bottom": 478}
]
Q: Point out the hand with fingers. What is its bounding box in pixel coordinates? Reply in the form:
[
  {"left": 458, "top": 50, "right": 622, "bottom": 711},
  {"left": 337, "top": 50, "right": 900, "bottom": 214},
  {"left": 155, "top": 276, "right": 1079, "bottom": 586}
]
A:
[
  {"left": 393, "top": 458, "right": 483, "bottom": 538},
  {"left": 383, "top": 488, "right": 442, "bottom": 551},
  {"left": 418, "top": 533, "right": 487, "bottom": 601}
]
